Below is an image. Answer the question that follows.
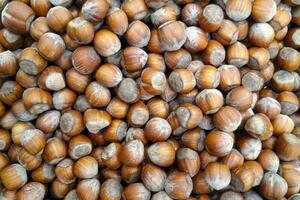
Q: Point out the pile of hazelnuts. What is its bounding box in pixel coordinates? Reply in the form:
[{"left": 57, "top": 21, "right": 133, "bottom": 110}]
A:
[{"left": 0, "top": 0, "right": 300, "bottom": 199}]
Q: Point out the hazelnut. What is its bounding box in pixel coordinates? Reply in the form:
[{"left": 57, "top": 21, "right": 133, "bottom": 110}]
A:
[
  {"left": 271, "top": 70, "right": 296, "bottom": 92},
  {"left": 147, "top": 97, "right": 169, "bottom": 118},
  {"left": 227, "top": 42, "right": 249, "bottom": 68},
  {"left": 121, "top": 165, "right": 141, "bottom": 184},
  {"left": 231, "top": 166, "right": 255, "bottom": 192},
  {"left": 46, "top": 6, "right": 73, "bottom": 33},
  {"left": 226, "top": 86, "right": 253, "bottom": 111},
  {"left": 94, "top": 29, "right": 121, "bottom": 57},
  {"left": 175, "top": 103, "right": 203, "bottom": 129},
  {"left": 1, "top": 1, "right": 35, "bottom": 34},
  {"left": 243, "top": 161, "right": 264, "bottom": 186},
  {"left": 218, "top": 65, "right": 241, "bottom": 91},
  {"left": 251, "top": 0, "right": 277, "bottom": 22},
  {"left": 270, "top": 7, "right": 292, "bottom": 31},
  {"left": 177, "top": 147, "right": 201, "bottom": 177},
  {"left": 242, "top": 70, "right": 265, "bottom": 92},
  {"left": 20, "top": 128, "right": 46, "bottom": 156},
  {"left": 81, "top": 0, "right": 109, "bottom": 23},
  {"left": 101, "top": 142, "right": 122, "bottom": 170},
  {"left": 119, "top": 140, "right": 144, "bottom": 166},
  {"left": 181, "top": 3, "right": 202, "bottom": 26},
  {"left": 279, "top": 161, "right": 300, "bottom": 197},
  {"left": 141, "top": 67, "right": 167, "bottom": 95},
  {"left": 146, "top": 53, "right": 166, "bottom": 71},
  {"left": 127, "top": 101, "right": 149, "bottom": 127},
  {"left": 65, "top": 68, "right": 91, "bottom": 93},
  {"left": 74, "top": 156, "right": 98, "bottom": 179},
  {"left": 158, "top": 20, "right": 187, "bottom": 51},
  {"left": 272, "top": 114, "right": 295, "bottom": 137},
  {"left": 199, "top": 150, "right": 218, "bottom": 170},
  {"left": 220, "top": 149, "right": 244, "bottom": 170},
  {"left": 244, "top": 113, "right": 273, "bottom": 140},
  {"left": 126, "top": 128, "right": 148, "bottom": 146},
  {"left": 16, "top": 69, "right": 38, "bottom": 88},
  {"left": 286, "top": 28, "right": 300, "bottom": 49},
  {"left": 257, "top": 149, "right": 280, "bottom": 172},
  {"left": 103, "top": 119, "right": 127, "bottom": 143},
  {"left": 76, "top": 178, "right": 100, "bottom": 200},
  {"left": 0, "top": 111, "right": 18, "bottom": 130},
  {"left": 17, "top": 148, "right": 42, "bottom": 171},
  {"left": 204, "top": 162, "right": 231, "bottom": 190},
  {"left": 277, "top": 91, "right": 299, "bottom": 115},
  {"left": 147, "top": 29, "right": 165, "bottom": 53},
  {"left": 122, "top": 183, "right": 151, "bottom": 200},
  {"left": 195, "top": 65, "right": 220, "bottom": 90},
  {"left": 126, "top": 20, "right": 151, "bottom": 48},
  {"left": 0, "top": 51, "right": 18, "bottom": 78},
  {"left": 106, "top": 97, "right": 129, "bottom": 119},
  {"left": 169, "top": 69, "right": 196, "bottom": 94},
  {"left": 255, "top": 97, "right": 281, "bottom": 120},
  {"left": 68, "top": 134, "right": 92, "bottom": 160},
  {"left": 16, "top": 182, "right": 46, "bottom": 200},
  {"left": 121, "top": 0, "right": 148, "bottom": 21},
  {"left": 141, "top": 163, "right": 166, "bottom": 192},
  {"left": 202, "top": 40, "right": 226, "bottom": 66},
  {"left": 199, "top": 4, "right": 224, "bottom": 32},
  {"left": 31, "top": 163, "right": 55, "bottom": 184},
  {"left": 49, "top": 0, "right": 73, "bottom": 7},
  {"left": 260, "top": 172, "right": 288, "bottom": 200},
  {"left": 164, "top": 171, "right": 193, "bottom": 199},
  {"left": 0, "top": 81, "right": 24, "bottom": 106},
  {"left": 37, "top": 32, "right": 65, "bottom": 61},
  {"left": 152, "top": 191, "right": 173, "bottom": 200},
  {"left": 192, "top": 171, "right": 212, "bottom": 195},
  {"left": 184, "top": 26, "right": 208, "bottom": 53},
  {"left": 117, "top": 78, "right": 140, "bottom": 103},
  {"left": 96, "top": 63, "right": 123, "bottom": 88},
  {"left": 151, "top": 6, "right": 177, "bottom": 27},
  {"left": 275, "top": 133, "right": 300, "bottom": 161},
  {"left": 43, "top": 137, "right": 67, "bottom": 165},
  {"left": 147, "top": 142, "right": 175, "bottom": 167},
  {"left": 144, "top": 117, "right": 172, "bottom": 142},
  {"left": 55, "top": 158, "right": 76, "bottom": 184},
  {"left": 249, "top": 23, "right": 275, "bottom": 47},
  {"left": 30, "top": 17, "right": 51, "bottom": 41},
  {"left": 106, "top": 8, "right": 129, "bottom": 36},
  {"left": 85, "top": 82, "right": 111, "bottom": 108},
  {"left": 181, "top": 128, "right": 206, "bottom": 152},
  {"left": 205, "top": 130, "right": 234, "bottom": 157},
  {"left": 72, "top": 46, "right": 101, "bottom": 75},
  {"left": 67, "top": 17, "right": 94, "bottom": 45},
  {"left": 121, "top": 46, "right": 148, "bottom": 72},
  {"left": 100, "top": 179, "right": 123, "bottom": 200},
  {"left": 220, "top": 191, "right": 244, "bottom": 200},
  {"left": 0, "top": 28, "right": 24, "bottom": 50},
  {"left": 225, "top": 0, "right": 252, "bottom": 21},
  {"left": 19, "top": 47, "right": 47, "bottom": 75},
  {"left": 0, "top": 164, "right": 27, "bottom": 190},
  {"left": 213, "top": 106, "right": 242, "bottom": 132},
  {"left": 53, "top": 88, "right": 77, "bottom": 110},
  {"left": 277, "top": 47, "right": 300, "bottom": 72},
  {"left": 0, "top": 129, "right": 11, "bottom": 151},
  {"left": 164, "top": 48, "right": 192, "bottom": 70},
  {"left": 84, "top": 109, "right": 112, "bottom": 133},
  {"left": 38, "top": 66, "right": 65, "bottom": 91},
  {"left": 30, "top": 0, "right": 51, "bottom": 16},
  {"left": 237, "top": 134, "right": 262, "bottom": 160},
  {"left": 213, "top": 19, "right": 239, "bottom": 46}
]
